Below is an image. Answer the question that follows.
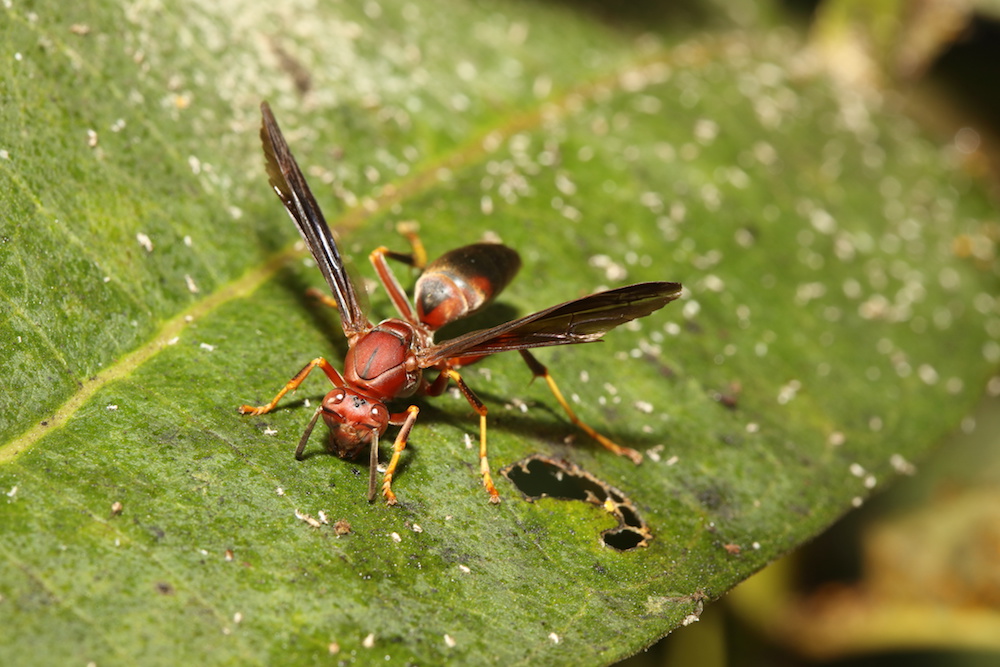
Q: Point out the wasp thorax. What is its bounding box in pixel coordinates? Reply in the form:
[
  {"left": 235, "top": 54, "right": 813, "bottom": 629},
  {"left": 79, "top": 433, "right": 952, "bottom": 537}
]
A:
[
  {"left": 320, "top": 389, "right": 389, "bottom": 459},
  {"left": 344, "top": 322, "right": 421, "bottom": 399}
]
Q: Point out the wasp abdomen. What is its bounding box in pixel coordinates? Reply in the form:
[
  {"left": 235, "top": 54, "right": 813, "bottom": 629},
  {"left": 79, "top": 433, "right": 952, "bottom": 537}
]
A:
[{"left": 416, "top": 243, "right": 521, "bottom": 330}]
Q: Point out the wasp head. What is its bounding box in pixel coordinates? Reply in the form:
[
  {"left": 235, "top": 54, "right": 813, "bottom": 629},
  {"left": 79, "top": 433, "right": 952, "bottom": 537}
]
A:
[{"left": 319, "top": 388, "right": 390, "bottom": 459}]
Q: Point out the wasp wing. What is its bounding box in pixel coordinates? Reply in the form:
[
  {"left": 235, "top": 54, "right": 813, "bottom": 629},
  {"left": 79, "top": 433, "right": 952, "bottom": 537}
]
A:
[
  {"left": 260, "top": 101, "right": 370, "bottom": 335},
  {"left": 419, "top": 281, "right": 682, "bottom": 366}
]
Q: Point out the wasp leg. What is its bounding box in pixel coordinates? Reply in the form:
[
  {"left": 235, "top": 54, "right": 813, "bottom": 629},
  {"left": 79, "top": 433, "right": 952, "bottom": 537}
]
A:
[
  {"left": 443, "top": 369, "right": 500, "bottom": 503},
  {"left": 305, "top": 286, "right": 340, "bottom": 310},
  {"left": 369, "top": 247, "right": 416, "bottom": 322},
  {"left": 397, "top": 221, "right": 428, "bottom": 268},
  {"left": 295, "top": 406, "right": 324, "bottom": 460},
  {"left": 421, "top": 368, "right": 452, "bottom": 397},
  {"left": 369, "top": 223, "right": 428, "bottom": 323},
  {"left": 238, "top": 357, "right": 345, "bottom": 416},
  {"left": 380, "top": 221, "right": 427, "bottom": 268},
  {"left": 518, "top": 350, "right": 643, "bottom": 464},
  {"left": 380, "top": 405, "right": 420, "bottom": 505}
]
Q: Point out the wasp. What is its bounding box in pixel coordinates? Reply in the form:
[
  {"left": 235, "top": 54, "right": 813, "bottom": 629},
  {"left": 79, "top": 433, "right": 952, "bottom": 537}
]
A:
[{"left": 241, "top": 102, "right": 682, "bottom": 504}]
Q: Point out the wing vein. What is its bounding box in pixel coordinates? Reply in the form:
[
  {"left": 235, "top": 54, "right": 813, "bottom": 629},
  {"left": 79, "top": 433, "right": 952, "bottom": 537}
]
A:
[
  {"left": 419, "top": 282, "right": 682, "bottom": 365},
  {"left": 260, "top": 102, "right": 369, "bottom": 335}
]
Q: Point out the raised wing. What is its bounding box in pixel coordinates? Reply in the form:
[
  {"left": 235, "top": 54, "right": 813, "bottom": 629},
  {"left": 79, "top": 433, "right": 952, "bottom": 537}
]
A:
[
  {"left": 260, "top": 101, "right": 370, "bottom": 335},
  {"left": 419, "top": 281, "right": 682, "bottom": 366}
]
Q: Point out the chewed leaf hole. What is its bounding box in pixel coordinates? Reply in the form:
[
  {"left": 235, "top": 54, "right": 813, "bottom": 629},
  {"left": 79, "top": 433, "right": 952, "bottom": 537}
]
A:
[{"left": 501, "top": 455, "right": 652, "bottom": 551}]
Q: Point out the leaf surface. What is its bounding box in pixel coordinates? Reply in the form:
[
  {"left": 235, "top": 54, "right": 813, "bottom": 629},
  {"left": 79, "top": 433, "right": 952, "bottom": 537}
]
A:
[{"left": 2, "top": 1, "right": 998, "bottom": 664}]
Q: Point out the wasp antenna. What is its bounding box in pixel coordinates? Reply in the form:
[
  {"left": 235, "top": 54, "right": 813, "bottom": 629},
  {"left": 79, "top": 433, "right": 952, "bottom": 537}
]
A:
[
  {"left": 367, "top": 430, "right": 380, "bottom": 502},
  {"left": 296, "top": 407, "right": 324, "bottom": 460}
]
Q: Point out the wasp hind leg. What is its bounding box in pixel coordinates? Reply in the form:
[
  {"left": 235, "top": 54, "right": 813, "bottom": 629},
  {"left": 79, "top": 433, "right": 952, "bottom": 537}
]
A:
[
  {"left": 368, "top": 222, "right": 428, "bottom": 323},
  {"left": 518, "top": 350, "right": 643, "bottom": 464},
  {"left": 377, "top": 221, "right": 428, "bottom": 269}
]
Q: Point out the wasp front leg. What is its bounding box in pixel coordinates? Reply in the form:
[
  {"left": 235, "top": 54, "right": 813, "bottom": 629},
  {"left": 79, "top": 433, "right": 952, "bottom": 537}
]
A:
[
  {"left": 238, "top": 357, "right": 345, "bottom": 416},
  {"left": 379, "top": 405, "right": 420, "bottom": 505}
]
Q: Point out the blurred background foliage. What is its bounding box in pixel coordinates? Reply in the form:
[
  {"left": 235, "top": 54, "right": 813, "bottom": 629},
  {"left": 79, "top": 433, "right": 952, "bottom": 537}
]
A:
[{"left": 626, "top": 1, "right": 1000, "bottom": 665}]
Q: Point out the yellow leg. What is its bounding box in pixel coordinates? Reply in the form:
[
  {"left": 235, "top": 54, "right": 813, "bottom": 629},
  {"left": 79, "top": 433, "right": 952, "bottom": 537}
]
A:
[
  {"left": 478, "top": 412, "right": 500, "bottom": 503},
  {"left": 445, "top": 369, "right": 500, "bottom": 503},
  {"left": 305, "top": 286, "right": 340, "bottom": 310},
  {"left": 395, "top": 220, "right": 427, "bottom": 269},
  {"left": 381, "top": 406, "right": 420, "bottom": 505},
  {"left": 519, "top": 351, "right": 643, "bottom": 464},
  {"left": 239, "top": 357, "right": 344, "bottom": 416}
]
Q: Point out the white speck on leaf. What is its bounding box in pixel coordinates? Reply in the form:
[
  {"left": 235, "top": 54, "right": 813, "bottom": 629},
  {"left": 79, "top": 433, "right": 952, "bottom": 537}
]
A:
[{"left": 136, "top": 233, "right": 153, "bottom": 252}]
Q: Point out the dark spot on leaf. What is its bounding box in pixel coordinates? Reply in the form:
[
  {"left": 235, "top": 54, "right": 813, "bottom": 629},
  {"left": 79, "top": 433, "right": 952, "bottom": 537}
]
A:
[
  {"left": 789, "top": 503, "right": 811, "bottom": 517},
  {"left": 642, "top": 354, "right": 674, "bottom": 378},
  {"left": 697, "top": 488, "right": 723, "bottom": 511},
  {"left": 155, "top": 582, "right": 174, "bottom": 595},
  {"left": 718, "top": 432, "right": 743, "bottom": 446},
  {"left": 688, "top": 481, "right": 741, "bottom": 521},
  {"left": 268, "top": 39, "right": 312, "bottom": 95},
  {"left": 500, "top": 454, "right": 651, "bottom": 551},
  {"left": 711, "top": 383, "right": 741, "bottom": 409}
]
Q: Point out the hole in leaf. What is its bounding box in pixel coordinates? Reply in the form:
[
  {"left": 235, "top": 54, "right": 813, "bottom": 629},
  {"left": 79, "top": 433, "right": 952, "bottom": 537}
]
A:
[{"left": 501, "top": 455, "right": 652, "bottom": 551}]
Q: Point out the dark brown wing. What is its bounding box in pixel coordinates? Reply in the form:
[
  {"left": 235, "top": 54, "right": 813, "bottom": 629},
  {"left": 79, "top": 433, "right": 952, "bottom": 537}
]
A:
[
  {"left": 260, "top": 101, "right": 370, "bottom": 335},
  {"left": 418, "top": 282, "right": 682, "bottom": 366}
]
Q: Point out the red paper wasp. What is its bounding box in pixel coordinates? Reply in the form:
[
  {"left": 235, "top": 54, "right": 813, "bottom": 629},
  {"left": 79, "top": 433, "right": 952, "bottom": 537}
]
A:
[{"left": 240, "top": 101, "right": 682, "bottom": 505}]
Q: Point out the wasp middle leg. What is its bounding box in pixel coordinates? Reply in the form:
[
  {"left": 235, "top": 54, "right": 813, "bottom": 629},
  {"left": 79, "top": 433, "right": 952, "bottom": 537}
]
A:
[{"left": 424, "top": 368, "right": 501, "bottom": 503}]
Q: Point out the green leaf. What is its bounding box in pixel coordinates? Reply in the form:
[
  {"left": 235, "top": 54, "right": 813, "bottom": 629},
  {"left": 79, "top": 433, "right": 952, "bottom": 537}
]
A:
[{"left": 2, "top": 1, "right": 998, "bottom": 664}]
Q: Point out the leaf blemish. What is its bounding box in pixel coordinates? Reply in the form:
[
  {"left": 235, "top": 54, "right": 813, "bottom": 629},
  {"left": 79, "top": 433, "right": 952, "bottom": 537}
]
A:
[{"left": 501, "top": 454, "right": 651, "bottom": 550}]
